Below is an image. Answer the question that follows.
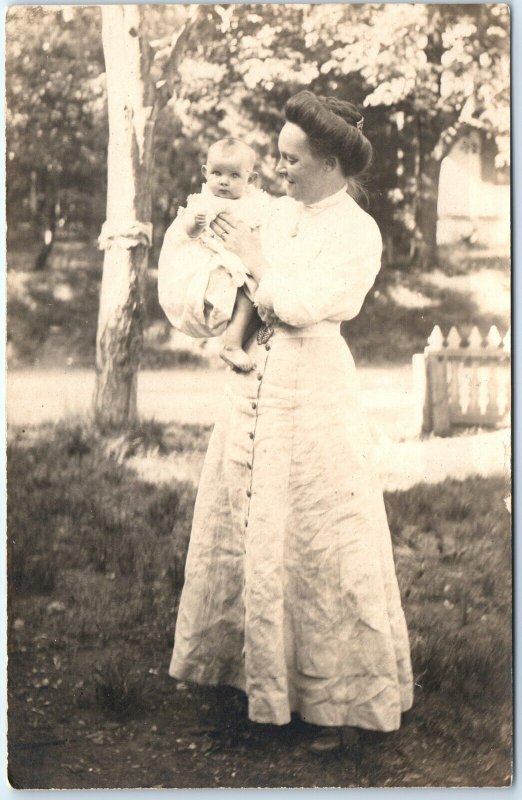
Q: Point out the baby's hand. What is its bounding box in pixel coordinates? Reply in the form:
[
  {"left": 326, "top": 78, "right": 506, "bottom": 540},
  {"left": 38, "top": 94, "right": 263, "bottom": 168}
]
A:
[{"left": 195, "top": 213, "right": 207, "bottom": 228}]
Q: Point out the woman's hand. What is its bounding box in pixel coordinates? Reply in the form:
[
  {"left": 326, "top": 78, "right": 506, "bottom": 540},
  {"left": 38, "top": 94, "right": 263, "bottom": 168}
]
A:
[{"left": 210, "top": 213, "right": 268, "bottom": 282}]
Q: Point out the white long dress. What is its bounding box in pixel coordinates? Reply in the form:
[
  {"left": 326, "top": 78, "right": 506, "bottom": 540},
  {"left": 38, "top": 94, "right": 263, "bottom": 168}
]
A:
[{"left": 159, "top": 187, "right": 413, "bottom": 731}]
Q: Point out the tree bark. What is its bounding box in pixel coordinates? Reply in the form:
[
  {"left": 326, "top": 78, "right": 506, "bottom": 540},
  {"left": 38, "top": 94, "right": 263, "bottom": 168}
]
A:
[
  {"left": 94, "top": 5, "right": 154, "bottom": 429},
  {"left": 33, "top": 174, "right": 62, "bottom": 271},
  {"left": 410, "top": 9, "right": 445, "bottom": 271},
  {"left": 33, "top": 197, "right": 58, "bottom": 271},
  {"left": 412, "top": 115, "right": 442, "bottom": 270},
  {"left": 94, "top": 4, "right": 204, "bottom": 430}
]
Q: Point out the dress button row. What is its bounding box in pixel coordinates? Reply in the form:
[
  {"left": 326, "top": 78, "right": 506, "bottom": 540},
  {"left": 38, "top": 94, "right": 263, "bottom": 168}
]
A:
[
  {"left": 265, "top": 344, "right": 271, "bottom": 351},
  {"left": 251, "top": 402, "right": 257, "bottom": 409},
  {"left": 249, "top": 432, "right": 254, "bottom": 440},
  {"left": 245, "top": 519, "right": 248, "bottom": 527},
  {"left": 247, "top": 462, "right": 252, "bottom": 470},
  {"left": 257, "top": 373, "right": 263, "bottom": 381},
  {"left": 246, "top": 489, "right": 251, "bottom": 498}
]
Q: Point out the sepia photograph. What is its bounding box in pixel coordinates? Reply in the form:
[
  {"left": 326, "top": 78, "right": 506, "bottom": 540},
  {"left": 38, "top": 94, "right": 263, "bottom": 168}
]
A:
[{"left": 5, "top": 2, "right": 511, "bottom": 789}]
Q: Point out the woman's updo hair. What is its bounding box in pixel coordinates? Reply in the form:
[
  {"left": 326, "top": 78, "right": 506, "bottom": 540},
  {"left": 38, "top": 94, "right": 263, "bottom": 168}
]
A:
[{"left": 284, "top": 90, "right": 372, "bottom": 179}]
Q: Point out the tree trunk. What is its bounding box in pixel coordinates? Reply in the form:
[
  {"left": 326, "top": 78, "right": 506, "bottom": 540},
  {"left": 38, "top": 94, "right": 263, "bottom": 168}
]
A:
[
  {"left": 94, "top": 4, "right": 202, "bottom": 430},
  {"left": 94, "top": 244, "right": 149, "bottom": 428},
  {"left": 411, "top": 114, "right": 442, "bottom": 270},
  {"left": 29, "top": 170, "right": 38, "bottom": 215},
  {"left": 415, "top": 152, "right": 441, "bottom": 271},
  {"left": 94, "top": 5, "right": 155, "bottom": 429},
  {"left": 33, "top": 200, "right": 57, "bottom": 271},
  {"left": 33, "top": 182, "right": 62, "bottom": 271}
]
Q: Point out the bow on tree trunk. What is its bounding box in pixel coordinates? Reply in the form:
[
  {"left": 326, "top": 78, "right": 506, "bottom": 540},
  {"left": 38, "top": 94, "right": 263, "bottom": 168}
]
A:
[{"left": 94, "top": 4, "right": 204, "bottom": 430}]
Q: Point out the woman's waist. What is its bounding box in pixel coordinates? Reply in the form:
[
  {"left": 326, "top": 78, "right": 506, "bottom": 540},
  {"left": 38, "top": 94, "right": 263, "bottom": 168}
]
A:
[{"left": 266, "top": 320, "right": 341, "bottom": 340}]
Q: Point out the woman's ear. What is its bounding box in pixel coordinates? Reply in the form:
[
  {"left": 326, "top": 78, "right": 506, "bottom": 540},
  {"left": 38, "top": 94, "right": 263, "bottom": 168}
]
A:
[
  {"left": 247, "top": 171, "right": 259, "bottom": 185},
  {"left": 201, "top": 164, "right": 208, "bottom": 180},
  {"left": 324, "top": 155, "right": 337, "bottom": 172}
]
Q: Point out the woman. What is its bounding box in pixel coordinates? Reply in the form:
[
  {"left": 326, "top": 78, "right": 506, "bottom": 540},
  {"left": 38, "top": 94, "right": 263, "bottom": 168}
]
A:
[{"left": 159, "top": 91, "right": 413, "bottom": 752}]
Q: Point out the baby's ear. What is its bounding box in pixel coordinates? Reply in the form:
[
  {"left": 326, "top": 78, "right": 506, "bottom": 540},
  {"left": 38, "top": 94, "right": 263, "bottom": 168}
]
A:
[
  {"left": 201, "top": 164, "right": 208, "bottom": 180},
  {"left": 248, "top": 171, "right": 259, "bottom": 185}
]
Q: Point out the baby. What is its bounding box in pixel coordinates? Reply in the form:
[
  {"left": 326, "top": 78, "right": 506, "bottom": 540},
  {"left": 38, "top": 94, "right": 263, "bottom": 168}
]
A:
[{"left": 179, "top": 138, "right": 270, "bottom": 372}]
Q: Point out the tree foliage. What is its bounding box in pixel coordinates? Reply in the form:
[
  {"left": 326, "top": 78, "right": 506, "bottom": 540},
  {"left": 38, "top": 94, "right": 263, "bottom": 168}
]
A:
[
  {"left": 6, "top": 6, "right": 107, "bottom": 238},
  {"left": 6, "top": 3, "right": 510, "bottom": 267},
  {"left": 309, "top": 2, "right": 510, "bottom": 264}
]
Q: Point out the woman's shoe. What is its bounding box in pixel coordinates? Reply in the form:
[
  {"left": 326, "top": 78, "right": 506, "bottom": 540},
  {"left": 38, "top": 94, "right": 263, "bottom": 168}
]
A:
[
  {"left": 310, "top": 726, "right": 359, "bottom": 754},
  {"left": 310, "top": 726, "right": 342, "bottom": 753}
]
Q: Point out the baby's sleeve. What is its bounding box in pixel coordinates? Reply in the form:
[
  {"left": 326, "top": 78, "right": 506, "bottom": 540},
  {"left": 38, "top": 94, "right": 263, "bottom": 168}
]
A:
[{"left": 158, "top": 219, "right": 230, "bottom": 337}]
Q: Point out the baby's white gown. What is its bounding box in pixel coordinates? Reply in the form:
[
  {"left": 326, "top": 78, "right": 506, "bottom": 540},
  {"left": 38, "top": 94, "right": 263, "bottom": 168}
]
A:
[
  {"left": 159, "top": 184, "right": 271, "bottom": 338},
  {"left": 158, "top": 187, "right": 414, "bottom": 730}
]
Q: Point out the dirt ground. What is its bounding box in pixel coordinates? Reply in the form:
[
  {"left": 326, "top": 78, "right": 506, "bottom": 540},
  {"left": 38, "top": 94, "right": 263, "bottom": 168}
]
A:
[
  {"left": 7, "top": 365, "right": 413, "bottom": 430},
  {"left": 8, "top": 620, "right": 511, "bottom": 789}
]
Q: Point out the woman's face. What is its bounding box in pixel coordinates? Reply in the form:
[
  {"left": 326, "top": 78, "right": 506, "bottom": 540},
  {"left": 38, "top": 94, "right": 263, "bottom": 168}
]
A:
[{"left": 276, "top": 122, "right": 331, "bottom": 205}]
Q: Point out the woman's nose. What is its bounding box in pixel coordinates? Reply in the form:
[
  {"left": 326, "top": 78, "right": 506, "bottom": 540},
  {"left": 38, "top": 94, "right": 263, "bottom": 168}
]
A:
[{"left": 276, "top": 158, "right": 286, "bottom": 175}]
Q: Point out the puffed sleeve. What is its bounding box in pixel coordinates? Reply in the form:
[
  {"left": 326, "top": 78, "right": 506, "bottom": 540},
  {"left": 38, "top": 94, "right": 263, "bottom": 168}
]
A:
[
  {"left": 158, "top": 218, "right": 231, "bottom": 338},
  {"left": 254, "top": 207, "right": 382, "bottom": 328}
]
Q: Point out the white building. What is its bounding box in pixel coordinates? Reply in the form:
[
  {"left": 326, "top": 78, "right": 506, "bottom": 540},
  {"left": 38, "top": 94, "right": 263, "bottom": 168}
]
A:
[{"left": 437, "top": 129, "right": 510, "bottom": 252}]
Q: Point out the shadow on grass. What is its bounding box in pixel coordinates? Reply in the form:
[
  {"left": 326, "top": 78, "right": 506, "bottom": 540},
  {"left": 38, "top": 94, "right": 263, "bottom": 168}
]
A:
[
  {"left": 343, "top": 267, "right": 509, "bottom": 364},
  {"left": 7, "top": 245, "right": 202, "bottom": 369}
]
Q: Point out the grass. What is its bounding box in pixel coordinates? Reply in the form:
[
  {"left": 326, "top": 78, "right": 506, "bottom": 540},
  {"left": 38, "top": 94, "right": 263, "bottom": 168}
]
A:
[
  {"left": 344, "top": 257, "right": 509, "bottom": 363},
  {"left": 7, "top": 420, "right": 512, "bottom": 788},
  {"left": 7, "top": 244, "right": 203, "bottom": 369},
  {"left": 7, "top": 420, "right": 197, "bottom": 621},
  {"left": 92, "top": 657, "right": 145, "bottom": 720}
]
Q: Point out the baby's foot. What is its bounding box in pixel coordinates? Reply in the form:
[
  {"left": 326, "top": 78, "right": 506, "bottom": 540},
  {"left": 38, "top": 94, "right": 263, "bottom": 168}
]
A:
[{"left": 220, "top": 346, "right": 256, "bottom": 373}]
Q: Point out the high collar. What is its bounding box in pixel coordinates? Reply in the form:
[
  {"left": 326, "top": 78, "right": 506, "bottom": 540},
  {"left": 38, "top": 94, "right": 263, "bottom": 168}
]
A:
[{"left": 302, "top": 185, "right": 349, "bottom": 211}]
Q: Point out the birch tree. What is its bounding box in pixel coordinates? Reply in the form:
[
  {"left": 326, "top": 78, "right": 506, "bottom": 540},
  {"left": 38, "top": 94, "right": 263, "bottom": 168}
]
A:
[{"left": 94, "top": 4, "right": 204, "bottom": 429}]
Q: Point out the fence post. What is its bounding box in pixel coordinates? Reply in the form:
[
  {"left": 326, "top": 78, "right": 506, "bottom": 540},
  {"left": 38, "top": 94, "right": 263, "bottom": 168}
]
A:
[
  {"left": 413, "top": 324, "right": 510, "bottom": 436},
  {"left": 428, "top": 354, "right": 451, "bottom": 436},
  {"left": 412, "top": 352, "right": 430, "bottom": 433},
  {"left": 424, "top": 325, "right": 450, "bottom": 436}
]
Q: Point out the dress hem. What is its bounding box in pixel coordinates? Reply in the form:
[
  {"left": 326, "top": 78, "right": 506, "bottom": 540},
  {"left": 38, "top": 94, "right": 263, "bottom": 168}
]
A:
[{"left": 168, "top": 668, "right": 413, "bottom": 732}]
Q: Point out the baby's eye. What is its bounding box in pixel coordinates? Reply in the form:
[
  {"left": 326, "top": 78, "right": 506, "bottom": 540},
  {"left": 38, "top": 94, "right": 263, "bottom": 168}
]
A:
[
  {"left": 231, "top": 173, "right": 240, "bottom": 179},
  {"left": 212, "top": 171, "right": 221, "bottom": 176}
]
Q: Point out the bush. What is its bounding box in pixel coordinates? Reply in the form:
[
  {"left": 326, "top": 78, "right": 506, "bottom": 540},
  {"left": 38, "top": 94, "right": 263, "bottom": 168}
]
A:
[{"left": 92, "top": 656, "right": 145, "bottom": 720}]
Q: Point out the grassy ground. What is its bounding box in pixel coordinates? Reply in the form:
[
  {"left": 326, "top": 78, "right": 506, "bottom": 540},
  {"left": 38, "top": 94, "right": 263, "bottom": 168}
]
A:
[
  {"left": 7, "top": 240, "right": 510, "bottom": 368},
  {"left": 7, "top": 421, "right": 512, "bottom": 788},
  {"left": 6, "top": 242, "right": 203, "bottom": 370}
]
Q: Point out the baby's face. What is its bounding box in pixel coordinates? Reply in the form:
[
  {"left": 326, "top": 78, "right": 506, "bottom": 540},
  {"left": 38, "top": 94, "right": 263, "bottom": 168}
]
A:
[{"left": 202, "top": 151, "right": 254, "bottom": 200}]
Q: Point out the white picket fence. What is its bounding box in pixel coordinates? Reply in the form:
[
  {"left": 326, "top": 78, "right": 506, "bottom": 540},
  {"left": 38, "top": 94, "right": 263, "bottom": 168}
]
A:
[{"left": 412, "top": 325, "right": 511, "bottom": 436}]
